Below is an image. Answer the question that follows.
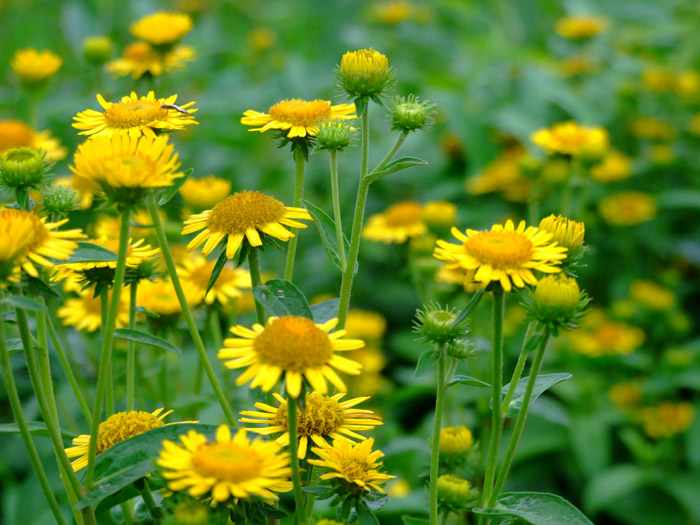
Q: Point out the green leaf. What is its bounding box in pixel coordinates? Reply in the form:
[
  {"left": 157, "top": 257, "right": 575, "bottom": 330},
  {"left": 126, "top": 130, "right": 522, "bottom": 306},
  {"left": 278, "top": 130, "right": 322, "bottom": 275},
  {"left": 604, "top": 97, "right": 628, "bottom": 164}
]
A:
[
  {"left": 252, "top": 279, "right": 313, "bottom": 319},
  {"left": 656, "top": 190, "right": 700, "bottom": 210},
  {"left": 366, "top": 156, "right": 428, "bottom": 182},
  {"left": 301, "top": 199, "right": 349, "bottom": 272},
  {"left": 662, "top": 473, "right": 700, "bottom": 522},
  {"left": 113, "top": 328, "right": 181, "bottom": 354},
  {"left": 156, "top": 167, "right": 193, "bottom": 206},
  {"left": 570, "top": 413, "right": 610, "bottom": 478},
  {"left": 311, "top": 298, "right": 340, "bottom": 324},
  {"left": 357, "top": 502, "right": 379, "bottom": 525},
  {"left": 57, "top": 242, "right": 117, "bottom": 264},
  {"left": 134, "top": 306, "right": 159, "bottom": 318},
  {"left": 497, "top": 373, "right": 572, "bottom": 418},
  {"left": 414, "top": 350, "right": 440, "bottom": 378},
  {"left": 365, "top": 494, "right": 390, "bottom": 511},
  {"left": 77, "top": 423, "right": 219, "bottom": 511},
  {"left": 452, "top": 289, "right": 486, "bottom": 328},
  {"left": 2, "top": 295, "right": 47, "bottom": 312},
  {"left": 583, "top": 465, "right": 652, "bottom": 515},
  {"left": 0, "top": 422, "right": 76, "bottom": 441},
  {"left": 402, "top": 517, "right": 430, "bottom": 525},
  {"left": 206, "top": 246, "right": 229, "bottom": 296},
  {"left": 302, "top": 485, "right": 333, "bottom": 495},
  {"left": 523, "top": 330, "right": 545, "bottom": 354},
  {"left": 448, "top": 374, "right": 491, "bottom": 389},
  {"left": 473, "top": 492, "right": 593, "bottom": 525},
  {"left": 355, "top": 96, "right": 368, "bottom": 117}
]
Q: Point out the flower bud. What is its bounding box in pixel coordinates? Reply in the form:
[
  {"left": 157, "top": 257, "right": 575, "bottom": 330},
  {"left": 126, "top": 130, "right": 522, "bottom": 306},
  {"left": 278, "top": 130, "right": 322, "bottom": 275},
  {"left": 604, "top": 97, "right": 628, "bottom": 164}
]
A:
[
  {"left": 1, "top": 147, "right": 48, "bottom": 189},
  {"left": 390, "top": 94, "right": 436, "bottom": 132},
  {"left": 531, "top": 275, "right": 581, "bottom": 324},
  {"left": 315, "top": 119, "right": 356, "bottom": 151},
  {"left": 538, "top": 214, "right": 585, "bottom": 252},
  {"left": 437, "top": 474, "right": 471, "bottom": 510},
  {"left": 169, "top": 501, "right": 211, "bottom": 525},
  {"left": 338, "top": 48, "right": 395, "bottom": 99},
  {"left": 41, "top": 184, "right": 78, "bottom": 219},
  {"left": 414, "top": 304, "right": 467, "bottom": 345},
  {"left": 83, "top": 36, "right": 113, "bottom": 65},
  {"left": 440, "top": 425, "right": 473, "bottom": 464},
  {"left": 10, "top": 48, "right": 62, "bottom": 90}
]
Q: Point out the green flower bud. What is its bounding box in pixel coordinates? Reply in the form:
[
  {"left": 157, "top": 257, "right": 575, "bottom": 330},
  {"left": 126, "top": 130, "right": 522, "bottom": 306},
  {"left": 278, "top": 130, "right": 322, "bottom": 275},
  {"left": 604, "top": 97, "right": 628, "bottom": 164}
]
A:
[
  {"left": 523, "top": 274, "right": 590, "bottom": 333},
  {"left": 439, "top": 426, "right": 473, "bottom": 469},
  {"left": 1, "top": 147, "right": 48, "bottom": 190},
  {"left": 83, "top": 36, "right": 113, "bottom": 66},
  {"left": 41, "top": 184, "right": 78, "bottom": 219},
  {"left": 337, "top": 48, "right": 395, "bottom": 98},
  {"left": 316, "top": 119, "right": 356, "bottom": 151},
  {"left": 437, "top": 474, "right": 471, "bottom": 510},
  {"left": 390, "top": 94, "right": 436, "bottom": 132},
  {"left": 170, "top": 501, "right": 210, "bottom": 525},
  {"left": 414, "top": 304, "right": 468, "bottom": 345}
]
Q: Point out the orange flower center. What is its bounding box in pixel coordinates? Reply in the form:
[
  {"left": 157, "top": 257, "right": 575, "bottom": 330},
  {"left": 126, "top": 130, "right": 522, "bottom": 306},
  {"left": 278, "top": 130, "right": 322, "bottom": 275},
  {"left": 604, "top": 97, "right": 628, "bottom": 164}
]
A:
[
  {"left": 96, "top": 411, "right": 163, "bottom": 454},
  {"left": 104, "top": 101, "right": 168, "bottom": 129},
  {"left": 206, "top": 191, "right": 286, "bottom": 235},
  {"left": 268, "top": 99, "right": 331, "bottom": 128},
  {"left": 275, "top": 392, "right": 345, "bottom": 436},
  {"left": 382, "top": 202, "right": 423, "bottom": 227},
  {"left": 124, "top": 42, "right": 155, "bottom": 61},
  {"left": 191, "top": 442, "right": 261, "bottom": 482},
  {"left": 463, "top": 231, "right": 533, "bottom": 269},
  {"left": 0, "top": 120, "right": 34, "bottom": 153},
  {"left": 254, "top": 316, "right": 332, "bottom": 372}
]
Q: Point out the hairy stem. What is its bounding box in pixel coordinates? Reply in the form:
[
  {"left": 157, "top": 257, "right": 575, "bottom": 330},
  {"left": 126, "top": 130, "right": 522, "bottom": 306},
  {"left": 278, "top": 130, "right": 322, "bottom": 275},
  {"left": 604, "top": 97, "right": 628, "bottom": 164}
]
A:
[
  {"left": 429, "top": 346, "right": 447, "bottom": 525},
  {"left": 287, "top": 396, "right": 307, "bottom": 524},
  {"left": 284, "top": 148, "right": 306, "bottom": 280},
  {"left": 329, "top": 150, "right": 346, "bottom": 270}
]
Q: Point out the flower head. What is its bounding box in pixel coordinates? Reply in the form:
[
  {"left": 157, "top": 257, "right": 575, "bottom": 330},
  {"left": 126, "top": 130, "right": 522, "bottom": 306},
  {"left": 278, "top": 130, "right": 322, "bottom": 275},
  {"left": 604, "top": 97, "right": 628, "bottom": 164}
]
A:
[
  {"left": 0, "top": 120, "right": 66, "bottom": 162},
  {"left": 1, "top": 147, "right": 49, "bottom": 190},
  {"left": 177, "top": 254, "right": 251, "bottom": 307},
  {"left": 83, "top": 36, "right": 113, "bottom": 65},
  {"left": 309, "top": 438, "right": 395, "bottom": 493},
  {"left": 65, "top": 408, "right": 175, "bottom": 471},
  {"left": 363, "top": 201, "right": 427, "bottom": 244},
  {"left": 599, "top": 192, "right": 656, "bottom": 225},
  {"left": 219, "top": 316, "right": 363, "bottom": 398},
  {"left": 73, "top": 92, "right": 197, "bottom": 139},
  {"left": 242, "top": 99, "right": 355, "bottom": 139},
  {"left": 157, "top": 425, "right": 292, "bottom": 503},
  {"left": 531, "top": 121, "right": 608, "bottom": 158},
  {"left": 106, "top": 42, "right": 195, "bottom": 79},
  {"left": 41, "top": 183, "right": 79, "bottom": 219},
  {"left": 437, "top": 474, "right": 471, "bottom": 510},
  {"left": 10, "top": 48, "right": 62, "bottom": 89},
  {"left": 179, "top": 175, "right": 232, "bottom": 210},
  {"left": 58, "top": 287, "right": 130, "bottom": 332},
  {"left": 182, "top": 191, "right": 312, "bottom": 259},
  {"left": 537, "top": 214, "right": 585, "bottom": 252},
  {"left": 344, "top": 310, "right": 387, "bottom": 342},
  {"left": 434, "top": 219, "right": 567, "bottom": 292},
  {"left": 568, "top": 311, "right": 645, "bottom": 357},
  {"left": 528, "top": 275, "right": 588, "bottom": 330},
  {"left": 390, "top": 94, "right": 436, "bottom": 132},
  {"left": 422, "top": 201, "right": 457, "bottom": 230},
  {"left": 316, "top": 119, "right": 357, "bottom": 151},
  {"left": 137, "top": 278, "right": 195, "bottom": 317},
  {"left": 130, "top": 12, "right": 193, "bottom": 46},
  {"left": 555, "top": 15, "right": 608, "bottom": 39},
  {"left": 240, "top": 391, "right": 382, "bottom": 459},
  {"left": 338, "top": 48, "right": 395, "bottom": 99},
  {"left": 440, "top": 426, "right": 473, "bottom": 457},
  {"left": 629, "top": 280, "right": 675, "bottom": 311},
  {"left": 638, "top": 402, "right": 694, "bottom": 439},
  {"left": 591, "top": 150, "right": 632, "bottom": 183}
]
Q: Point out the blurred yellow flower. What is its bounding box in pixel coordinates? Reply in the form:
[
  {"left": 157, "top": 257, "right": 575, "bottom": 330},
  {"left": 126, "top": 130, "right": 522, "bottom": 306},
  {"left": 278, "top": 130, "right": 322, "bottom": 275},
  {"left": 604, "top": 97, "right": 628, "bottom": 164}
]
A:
[
  {"left": 608, "top": 381, "right": 642, "bottom": 411},
  {"left": 106, "top": 41, "right": 195, "bottom": 79},
  {"left": 247, "top": 28, "right": 277, "bottom": 51},
  {"left": 10, "top": 48, "right": 62, "bottom": 88},
  {"left": 422, "top": 200, "right": 457, "bottom": 229},
  {"left": 130, "top": 12, "right": 193, "bottom": 46},
  {"left": 344, "top": 309, "right": 387, "bottom": 341},
  {"left": 177, "top": 254, "right": 251, "bottom": 307},
  {"left": 629, "top": 116, "right": 675, "bottom": 141},
  {"left": 242, "top": 99, "right": 355, "bottom": 138},
  {"left": 178, "top": 175, "right": 232, "bottom": 209},
  {"left": 629, "top": 280, "right": 674, "bottom": 310},
  {"left": 538, "top": 214, "right": 585, "bottom": 252},
  {"left": 555, "top": 15, "right": 608, "bottom": 39},
  {"left": 367, "top": 1, "right": 415, "bottom": 25},
  {"left": 137, "top": 278, "right": 191, "bottom": 316},
  {"left": 591, "top": 150, "right": 632, "bottom": 183},
  {"left": 58, "top": 287, "right": 130, "bottom": 333},
  {"left": 675, "top": 70, "right": 700, "bottom": 97},
  {"left": 363, "top": 201, "right": 427, "bottom": 244},
  {"left": 388, "top": 479, "right": 411, "bottom": 498},
  {"left": 0, "top": 119, "right": 67, "bottom": 162},
  {"left": 465, "top": 146, "right": 530, "bottom": 202},
  {"left": 638, "top": 402, "right": 694, "bottom": 439},
  {"left": 568, "top": 312, "right": 645, "bottom": 357},
  {"left": 641, "top": 70, "right": 676, "bottom": 92},
  {"left": 559, "top": 54, "right": 597, "bottom": 77},
  {"left": 599, "top": 192, "right": 656, "bottom": 225},
  {"left": 531, "top": 121, "right": 608, "bottom": 158},
  {"left": 649, "top": 144, "right": 674, "bottom": 165}
]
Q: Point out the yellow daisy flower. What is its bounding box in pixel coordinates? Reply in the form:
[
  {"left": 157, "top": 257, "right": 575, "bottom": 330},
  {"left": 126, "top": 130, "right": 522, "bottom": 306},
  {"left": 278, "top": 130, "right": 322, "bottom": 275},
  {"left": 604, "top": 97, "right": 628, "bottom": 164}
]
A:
[
  {"left": 57, "top": 287, "right": 130, "bottom": 332},
  {"left": 218, "top": 316, "right": 363, "bottom": 398},
  {"left": 241, "top": 99, "right": 356, "bottom": 138},
  {"left": 568, "top": 311, "right": 645, "bottom": 357},
  {"left": 638, "top": 403, "right": 694, "bottom": 439},
  {"left": 434, "top": 219, "right": 567, "bottom": 292},
  {"left": 65, "top": 408, "right": 179, "bottom": 471},
  {"left": 599, "top": 192, "right": 656, "bottom": 225},
  {"left": 0, "top": 119, "right": 67, "bottom": 162},
  {"left": 137, "top": 278, "right": 197, "bottom": 317},
  {"left": 239, "top": 391, "right": 382, "bottom": 459},
  {"left": 344, "top": 309, "right": 387, "bottom": 342},
  {"left": 181, "top": 191, "right": 312, "bottom": 259},
  {"left": 73, "top": 91, "right": 197, "bottom": 139},
  {"left": 177, "top": 254, "right": 251, "bottom": 307},
  {"left": 629, "top": 280, "right": 675, "bottom": 311},
  {"left": 555, "top": 15, "right": 608, "bottom": 39},
  {"left": 591, "top": 150, "right": 632, "bottom": 183},
  {"left": 0, "top": 209, "right": 84, "bottom": 279},
  {"left": 57, "top": 236, "right": 159, "bottom": 273},
  {"left": 71, "top": 134, "right": 183, "bottom": 190},
  {"left": 106, "top": 42, "right": 195, "bottom": 79},
  {"left": 130, "top": 12, "right": 193, "bottom": 46},
  {"left": 531, "top": 121, "right": 608, "bottom": 157},
  {"left": 178, "top": 175, "right": 232, "bottom": 210},
  {"left": 308, "top": 438, "right": 395, "bottom": 493},
  {"left": 10, "top": 48, "right": 62, "bottom": 88},
  {"left": 157, "top": 425, "right": 293, "bottom": 503},
  {"left": 362, "top": 201, "right": 427, "bottom": 244}
]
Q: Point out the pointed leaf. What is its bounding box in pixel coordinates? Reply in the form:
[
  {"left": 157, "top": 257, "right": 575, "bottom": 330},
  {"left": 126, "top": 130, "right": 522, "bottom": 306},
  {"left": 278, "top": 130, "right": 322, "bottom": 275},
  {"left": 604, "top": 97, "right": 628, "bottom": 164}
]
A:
[
  {"left": 113, "top": 328, "right": 181, "bottom": 354},
  {"left": 402, "top": 517, "right": 430, "bottom": 525},
  {"left": 311, "top": 298, "right": 340, "bottom": 324},
  {"left": 452, "top": 289, "right": 486, "bottom": 328},
  {"left": 583, "top": 465, "right": 652, "bottom": 514},
  {"left": 366, "top": 156, "right": 428, "bottom": 182},
  {"left": 157, "top": 168, "right": 193, "bottom": 206},
  {"left": 495, "top": 373, "right": 572, "bottom": 418},
  {"left": 0, "top": 422, "right": 76, "bottom": 441},
  {"left": 355, "top": 96, "right": 367, "bottom": 117},
  {"left": 414, "top": 350, "right": 440, "bottom": 378},
  {"left": 357, "top": 502, "right": 379, "bottom": 525},
  {"left": 301, "top": 199, "right": 349, "bottom": 272},
  {"left": 57, "top": 242, "right": 117, "bottom": 264},
  {"left": 473, "top": 492, "right": 593, "bottom": 525},
  {"left": 448, "top": 375, "right": 491, "bottom": 389},
  {"left": 253, "top": 279, "right": 313, "bottom": 319},
  {"left": 206, "top": 246, "right": 229, "bottom": 296},
  {"left": 2, "top": 295, "right": 47, "bottom": 312}
]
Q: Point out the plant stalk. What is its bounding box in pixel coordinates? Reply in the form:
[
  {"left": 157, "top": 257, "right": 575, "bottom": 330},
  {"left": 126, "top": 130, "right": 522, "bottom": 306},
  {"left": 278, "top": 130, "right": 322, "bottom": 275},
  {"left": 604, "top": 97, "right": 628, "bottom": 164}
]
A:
[
  {"left": 284, "top": 148, "right": 306, "bottom": 280},
  {"left": 126, "top": 283, "right": 138, "bottom": 411},
  {"left": 429, "top": 346, "right": 448, "bottom": 525},
  {"left": 248, "top": 247, "right": 266, "bottom": 325},
  {"left": 329, "top": 150, "right": 346, "bottom": 270},
  {"left": 287, "top": 395, "right": 307, "bottom": 524}
]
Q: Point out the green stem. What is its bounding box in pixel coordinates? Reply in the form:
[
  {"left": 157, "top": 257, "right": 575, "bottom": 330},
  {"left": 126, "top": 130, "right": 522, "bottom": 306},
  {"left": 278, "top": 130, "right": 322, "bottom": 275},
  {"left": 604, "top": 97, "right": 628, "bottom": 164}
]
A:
[
  {"left": 0, "top": 303, "right": 68, "bottom": 525},
  {"left": 284, "top": 148, "right": 306, "bottom": 281},
  {"left": 126, "top": 283, "right": 138, "bottom": 411},
  {"left": 526, "top": 184, "right": 540, "bottom": 226},
  {"left": 304, "top": 464, "right": 321, "bottom": 522},
  {"left": 47, "top": 312, "right": 92, "bottom": 424},
  {"left": 490, "top": 326, "right": 550, "bottom": 504},
  {"left": 429, "top": 346, "right": 447, "bottom": 525},
  {"left": 248, "top": 247, "right": 266, "bottom": 325},
  {"left": 136, "top": 478, "right": 161, "bottom": 523},
  {"left": 287, "top": 396, "right": 307, "bottom": 524},
  {"left": 441, "top": 510, "right": 450, "bottom": 525},
  {"left": 369, "top": 130, "right": 407, "bottom": 175},
  {"left": 86, "top": 206, "right": 131, "bottom": 488},
  {"left": 329, "top": 150, "right": 346, "bottom": 270},
  {"left": 147, "top": 201, "right": 237, "bottom": 427},
  {"left": 480, "top": 288, "right": 506, "bottom": 515},
  {"left": 100, "top": 289, "right": 115, "bottom": 416},
  {"left": 500, "top": 322, "right": 537, "bottom": 414}
]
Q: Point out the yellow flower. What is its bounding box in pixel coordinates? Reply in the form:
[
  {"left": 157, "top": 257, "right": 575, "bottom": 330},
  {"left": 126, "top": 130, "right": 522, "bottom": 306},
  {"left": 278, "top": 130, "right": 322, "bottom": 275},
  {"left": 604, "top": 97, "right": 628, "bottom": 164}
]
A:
[
  {"left": 157, "top": 425, "right": 292, "bottom": 503},
  {"left": 437, "top": 474, "right": 471, "bottom": 508},
  {"left": 555, "top": 15, "right": 608, "bottom": 39},
  {"left": 363, "top": 201, "right": 427, "bottom": 244},
  {"left": 641, "top": 70, "right": 677, "bottom": 92},
  {"left": 57, "top": 236, "right": 159, "bottom": 273},
  {"left": 241, "top": 99, "right": 355, "bottom": 138},
  {"left": 689, "top": 113, "right": 700, "bottom": 136},
  {"left": 465, "top": 146, "right": 530, "bottom": 202},
  {"left": 532, "top": 275, "right": 582, "bottom": 325},
  {"left": 83, "top": 36, "right": 113, "bottom": 65},
  {"left": 130, "top": 12, "right": 193, "bottom": 46},
  {"left": 629, "top": 280, "right": 675, "bottom": 310},
  {"left": 218, "top": 316, "right": 363, "bottom": 398},
  {"left": 10, "top": 48, "right": 62, "bottom": 88},
  {"left": 71, "top": 134, "right": 183, "bottom": 190},
  {"left": 177, "top": 254, "right": 251, "bottom": 307},
  {"left": 344, "top": 310, "right": 387, "bottom": 342},
  {"left": 568, "top": 311, "right": 645, "bottom": 357},
  {"left": 608, "top": 381, "right": 642, "bottom": 411},
  {"left": 531, "top": 121, "right": 608, "bottom": 157},
  {"left": 368, "top": 2, "right": 415, "bottom": 25},
  {"left": 0, "top": 119, "right": 67, "bottom": 162},
  {"left": 106, "top": 41, "right": 195, "bottom": 79},
  {"left": 65, "top": 408, "right": 177, "bottom": 471},
  {"left": 599, "top": 192, "right": 656, "bottom": 225},
  {"left": 650, "top": 144, "right": 674, "bottom": 165},
  {"left": 309, "top": 438, "right": 395, "bottom": 493},
  {"left": 591, "top": 150, "right": 632, "bottom": 183},
  {"left": 434, "top": 219, "right": 567, "bottom": 292},
  {"left": 338, "top": 48, "right": 395, "bottom": 98},
  {"left": 675, "top": 71, "right": 700, "bottom": 97},
  {"left": 247, "top": 28, "right": 277, "bottom": 52},
  {"left": 628, "top": 117, "right": 675, "bottom": 141},
  {"left": 73, "top": 91, "right": 197, "bottom": 139},
  {"left": 58, "top": 287, "right": 130, "bottom": 333},
  {"left": 439, "top": 426, "right": 473, "bottom": 456},
  {"left": 181, "top": 191, "right": 312, "bottom": 260},
  {"left": 559, "top": 54, "right": 597, "bottom": 77},
  {"left": 178, "top": 175, "right": 232, "bottom": 210},
  {"left": 239, "top": 391, "right": 382, "bottom": 459},
  {"left": 388, "top": 479, "right": 411, "bottom": 499},
  {"left": 537, "top": 214, "right": 585, "bottom": 252},
  {"left": 422, "top": 201, "right": 457, "bottom": 229},
  {"left": 0, "top": 209, "right": 84, "bottom": 279},
  {"left": 638, "top": 402, "right": 694, "bottom": 439},
  {"left": 137, "top": 278, "right": 194, "bottom": 316}
]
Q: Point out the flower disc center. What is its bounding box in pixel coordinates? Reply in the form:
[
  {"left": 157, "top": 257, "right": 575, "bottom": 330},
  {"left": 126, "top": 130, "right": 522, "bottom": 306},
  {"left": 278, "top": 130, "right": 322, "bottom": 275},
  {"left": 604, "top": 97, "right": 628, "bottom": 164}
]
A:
[
  {"left": 191, "top": 443, "right": 261, "bottom": 482},
  {"left": 383, "top": 202, "right": 423, "bottom": 227},
  {"left": 268, "top": 99, "right": 332, "bottom": 127},
  {"left": 96, "top": 411, "right": 163, "bottom": 454},
  {"left": 105, "top": 101, "right": 168, "bottom": 128},
  {"left": 253, "top": 316, "right": 333, "bottom": 372},
  {"left": 463, "top": 231, "right": 533, "bottom": 269},
  {"left": 206, "top": 191, "right": 286, "bottom": 235},
  {"left": 275, "top": 392, "right": 345, "bottom": 436}
]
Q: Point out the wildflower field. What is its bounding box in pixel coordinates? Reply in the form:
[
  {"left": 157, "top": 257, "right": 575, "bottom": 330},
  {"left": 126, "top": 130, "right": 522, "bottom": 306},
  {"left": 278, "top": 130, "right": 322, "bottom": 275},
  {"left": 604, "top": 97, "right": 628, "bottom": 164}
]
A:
[{"left": 2, "top": 1, "right": 700, "bottom": 524}]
